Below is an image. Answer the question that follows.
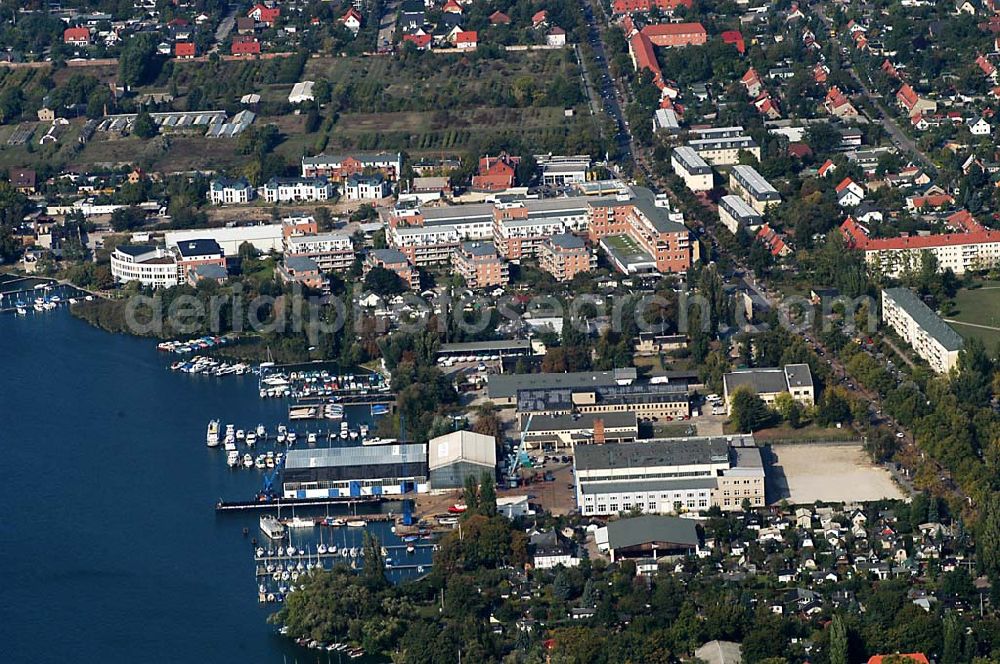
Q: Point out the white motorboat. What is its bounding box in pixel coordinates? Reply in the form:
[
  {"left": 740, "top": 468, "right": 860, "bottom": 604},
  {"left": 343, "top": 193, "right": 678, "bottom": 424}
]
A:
[
  {"left": 15, "top": 306, "right": 27, "bottom": 315},
  {"left": 245, "top": 432, "right": 257, "bottom": 446},
  {"left": 260, "top": 516, "right": 286, "bottom": 540},
  {"left": 206, "top": 419, "right": 220, "bottom": 447},
  {"left": 255, "top": 456, "right": 266, "bottom": 469},
  {"left": 324, "top": 404, "right": 345, "bottom": 420},
  {"left": 227, "top": 451, "right": 240, "bottom": 467},
  {"left": 286, "top": 432, "right": 297, "bottom": 444},
  {"left": 256, "top": 423, "right": 266, "bottom": 437},
  {"left": 224, "top": 440, "right": 237, "bottom": 452},
  {"left": 287, "top": 516, "right": 315, "bottom": 529},
  {"left": 307, "top": 432, "right": 317, "bottom": 444},
  {"left": 236, "top": 429, "right": 245, "bottom": 440},
  {"left": 243, "top": 453, "right": 254, "bottom": 468},
  {"left": 346, "top": 520, "right": 367, "bottom": 528},
  {"left": 349, "top": 430, "right": 358, "bottom": 440}
]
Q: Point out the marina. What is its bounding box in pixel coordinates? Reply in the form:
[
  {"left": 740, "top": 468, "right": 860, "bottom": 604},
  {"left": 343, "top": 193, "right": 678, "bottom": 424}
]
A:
[
  {"left": 0, "top": 276, "right": 92, "bottom": 314},
  {"left": 1, "top": 309, "right": 415, "bottom": 663}
]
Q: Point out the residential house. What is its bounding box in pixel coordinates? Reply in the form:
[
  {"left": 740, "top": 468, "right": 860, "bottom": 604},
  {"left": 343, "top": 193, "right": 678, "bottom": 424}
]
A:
[
  {"left": 247, "top": 3, "right": 280, "bottom": 26},
  {"left": 472, "top": 153, "right": 519, "bottom": 191},
  {"left": 231, "top": 36, "right": 261, "bottom": 56},
  {"left": 10, "top": 169, "right": 36, "bottom": 194},
  {"left": 208, "top": 177, "right": 254, "bottom": 205},
  {"left": 174, "top": 42, "right": 196, "bottom": 58},
  {"left": 546, "top": 27, "right": 567, "bottom": 47},
  {"left": 344, "top": 173, "right": 391, "bottom": 200},
  {"left": 836, "top": 177, "right": 865, "bottom": 207},
  {"left": 63, "top": 27, "right": 91, "bottom": 46},
  {"left": 897, "top": 84, "right": 937, "bottom": 117}
]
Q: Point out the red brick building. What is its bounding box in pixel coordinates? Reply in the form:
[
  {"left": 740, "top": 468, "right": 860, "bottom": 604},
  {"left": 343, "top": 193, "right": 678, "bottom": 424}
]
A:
[{"left": 538, "top": 233, "right": 595, "bottom": 282}]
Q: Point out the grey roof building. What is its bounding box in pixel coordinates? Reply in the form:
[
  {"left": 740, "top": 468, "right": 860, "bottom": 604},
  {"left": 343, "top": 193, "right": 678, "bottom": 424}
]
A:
[
  {"left": 428, "top": 430, "right": 497, "bottom": 490},
  {"left": 487, "top": 368, "right": 637, "bottom": 403},
  {"left": 722, "top": 364, "right": 815, "bottom": 411},
  {"left": 595, "top": 515, "right": 699, "bottom": 561},
  {"left": 882, "top": 287, "right": 964, "bottom": 373}
]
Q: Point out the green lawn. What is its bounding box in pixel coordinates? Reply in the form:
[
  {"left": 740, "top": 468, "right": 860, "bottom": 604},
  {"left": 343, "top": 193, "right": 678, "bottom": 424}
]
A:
[{"left": 945, "top": 283, "right": 1000, "bottom": 352}]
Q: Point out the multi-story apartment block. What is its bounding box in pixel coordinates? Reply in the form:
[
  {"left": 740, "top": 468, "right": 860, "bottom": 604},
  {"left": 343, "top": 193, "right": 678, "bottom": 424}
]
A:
[
  {"left": 688, "top": 126, "right": 760, "bottom": 165},
  {"left": 452, "top": 241, "right": 508, "bottom": 289},
  {"left": 537, "top": 233, "right": 595, "bottom": 282},
  {"left": 588, "top": 189, "right": 694, "bottom": 274},
  {"left": 283, "top": 232, "right": 355, "bottom": 272},
  {"left": 208, "top": 177, "right": 254, "bottom": 205},
  {"left": 729, "top": 165, "right": 781, "bottom": 213},
  {"left": 261, "top": 177, "right": 334, "bottom": 203},
  {"left": 671, "top": 146, "right": 714, "bottom": 192},
  {"left": 722, "top": 364, "right": 815, "bottom": 412},
  {"left": 300, "top": 152, "right": 403, "bottom": 182},
  {"left": 882, "top": 287, "right": 964, "bottom": 373},
  {"left": 363, "top": 248, "right": 420, "bottom": 290},
  {"left": 718, "top": 194, "right": 763, "bottom": 235}
]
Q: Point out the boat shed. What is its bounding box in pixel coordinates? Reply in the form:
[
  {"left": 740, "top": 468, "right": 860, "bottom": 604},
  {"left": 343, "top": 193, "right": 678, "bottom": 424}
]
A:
[
  {"left": 282, "top": 443, "right": 428, "bottom": 499},
  {"left": 428, "top": 430, "right": 497, "bottom": 490},
  {"left": 595, "top": 515, "right": 699, "bottom": 562}
]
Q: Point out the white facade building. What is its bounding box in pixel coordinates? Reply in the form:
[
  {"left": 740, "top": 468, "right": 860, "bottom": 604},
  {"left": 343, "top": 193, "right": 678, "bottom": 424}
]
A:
[
  {"left": 261, "top": 177, "right": 334, "bottom": 203},
  {"left": 671, "top": 146, "right": 713, "bottom": 192},
  {"left": 882, "top": 287, "right": 964, "bottom": 373}
]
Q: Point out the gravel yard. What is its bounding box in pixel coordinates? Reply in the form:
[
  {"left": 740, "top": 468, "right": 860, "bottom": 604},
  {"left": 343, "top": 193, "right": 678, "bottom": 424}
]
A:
[{"left": 766, "top": 443, "right": 904, "bottom": 504}]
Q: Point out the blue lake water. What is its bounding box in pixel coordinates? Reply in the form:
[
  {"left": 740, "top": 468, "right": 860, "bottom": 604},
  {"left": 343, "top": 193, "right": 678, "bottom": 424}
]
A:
[{"left": 0, "top": 309, "right": 422, "bottom": 663}]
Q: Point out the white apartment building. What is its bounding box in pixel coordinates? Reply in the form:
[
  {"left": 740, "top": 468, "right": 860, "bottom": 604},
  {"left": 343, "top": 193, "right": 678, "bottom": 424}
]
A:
[
  {"left": 208, "top": 177, "right": 254, "bottom": 205},
  {"left": 718, "top": 194, "right": 763, "bottom": 234},
  {"left": 882, "top": 287, "right": 964, "bottom": 373},
  {"left": 671, "top": 146, "right": 714, "bottom": 192},
  {"left": 110, "top": 245, "right": 180, "bottom": 288},
  {"left": 729, "top": 164, "right": 781, "bottom": 213},
  {"left": 283, "top": 232, "right": 355, "bottom": 272},
  {"left": 688, "top": 126, "right": 760, "bottom": 165},
  {"left": 261, "top": 177, "right": 334, "bottom": 203}
]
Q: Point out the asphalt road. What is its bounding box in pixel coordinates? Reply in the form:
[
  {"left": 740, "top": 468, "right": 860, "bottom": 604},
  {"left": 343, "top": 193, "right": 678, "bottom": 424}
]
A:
[{"left": 581, "top": 0, "right": 633, "bottom": 163}]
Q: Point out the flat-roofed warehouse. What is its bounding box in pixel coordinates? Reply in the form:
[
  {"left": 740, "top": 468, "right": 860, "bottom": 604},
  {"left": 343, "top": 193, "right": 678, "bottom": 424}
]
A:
[
  {"left": 436, "top": 339, "right": 539, "bottom": 363},
  {"left": 522, "top": 411, "right": 639, "bottom": 449},
  {"left": 282, "top": 444, "right": 428, "bottom": 498},
  {"left": 428, "top": 430, "right": 497, "bottom": 490},
  {"left": 516, "top": 381, "right": 690, "bottom": 423},
  {"left": 486, "top": 368, "right": 637, "bottom": 406},
  {"left": 573, "top": 435, "right": 764, "bottom": 515}
]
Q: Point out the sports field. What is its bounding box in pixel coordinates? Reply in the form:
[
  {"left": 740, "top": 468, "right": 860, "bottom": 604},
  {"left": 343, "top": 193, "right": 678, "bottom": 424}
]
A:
[{"left": 945, "top": 283, "right": 1000, "bottom": 352}]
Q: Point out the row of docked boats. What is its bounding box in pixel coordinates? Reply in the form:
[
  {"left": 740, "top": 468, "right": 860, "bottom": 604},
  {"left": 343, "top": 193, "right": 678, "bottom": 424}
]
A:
[
  {"left": 171, "top": 356, "right": 252, "bottom": 376},
  {"left": 157, "top": 334, "right": 236, "bottom": 354},
  {"left": 228, "top": 449, "right": 284, "bottom": 470},
  {"left": 279, "top": 629, "right": 364, "bottom": 659},
  {"left": 289, "top": 402, "right": 344, "bottom": 420},
  {"left": 258, "top": 515, "right": 371, "bottom": 540},
  {"left": 207, "top": 421, "right": 270, "bottom": 448},
  {"left": 259, "top": 370, "right": 389, "bottom": 400}
]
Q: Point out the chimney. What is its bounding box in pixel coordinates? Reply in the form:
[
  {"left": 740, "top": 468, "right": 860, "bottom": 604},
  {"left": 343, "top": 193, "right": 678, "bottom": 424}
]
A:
[{"left": 593, "top": 418, "right": 605, "bottom": 444}]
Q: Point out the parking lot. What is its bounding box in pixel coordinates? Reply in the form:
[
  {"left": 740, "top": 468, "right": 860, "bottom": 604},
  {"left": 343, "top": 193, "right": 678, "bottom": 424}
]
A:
[{"left": 765, "top": 443, "right": 904, "bottom": 504}]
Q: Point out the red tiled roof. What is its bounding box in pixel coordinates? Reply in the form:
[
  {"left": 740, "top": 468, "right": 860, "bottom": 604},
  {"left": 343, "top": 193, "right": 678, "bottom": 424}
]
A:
[
  {"left": 818, "top": 159, "right": 836, "bottom": 175},
  {"left": 403, "top": 33, "right": 432, "bottom": 48},
  {"left": 841, "top": 215, "right": 1000, "bottom": 252},
  {"left": 489, "top": 11, "right": 510, "bottom": 24},
  {"left": 174, "top": 42, "right": 196, "bottom": 57},
  {"left": 341, "top": 8, "right": 362, "bottom": 22},
  {"left": 867, "top": 655, "right": 929, "bottom": 664},
  {"left": 835, "top": 177, "right": 857, "bottom": 193},
  {"left": 456, "top": 30, "right": 478, "bottom": 44},
  {"left": 641, "top": 22, "right": 706, "bottom": 38},
  {"left": 721, "top": 30, "right": 745, "bottom": 53},
  {"left": 532, "top": 10, "right": 548, "bottom": 24},
  {"left": 63, "top": 27, "right": 90, "bottom": 42},
  {"left": 629, "top": 31, "right": 663, "bottom": 88},
  {"left": 977, "top": 54, "right": 996, "bottom": 76},
  {"left": 897, "top": 83, "right": 919, "bottom": 109}
]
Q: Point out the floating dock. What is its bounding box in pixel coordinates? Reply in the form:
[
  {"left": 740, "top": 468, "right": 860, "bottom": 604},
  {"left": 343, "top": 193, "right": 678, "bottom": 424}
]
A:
[{"left": 215, "top": 496, "right": 385, "bottom": 512}]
